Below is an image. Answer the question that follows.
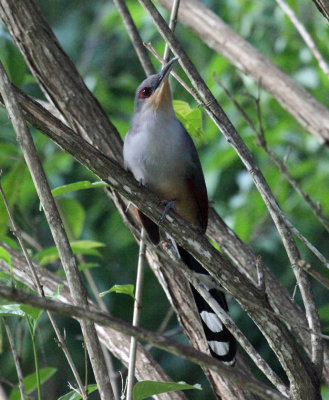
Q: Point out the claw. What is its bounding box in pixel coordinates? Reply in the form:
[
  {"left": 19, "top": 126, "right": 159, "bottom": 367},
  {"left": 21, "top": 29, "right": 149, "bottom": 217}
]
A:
[{"left": 159, "top": 200, "right": 176, "bottom": 224}]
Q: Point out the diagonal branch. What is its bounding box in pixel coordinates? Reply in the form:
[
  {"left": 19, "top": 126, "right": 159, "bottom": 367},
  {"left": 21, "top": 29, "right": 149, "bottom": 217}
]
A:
[
  {"left": 0, "top": 0, "right": 122, "bottom": 160},
  {"left": 0, "top": 284, "right": 287, "bottom": 400},
  {"left": 0, "top": 62, "right": 115, "bottom": 400},
  {"left": 0, "top": 77, "right": 321, "bottom": 398},
  {"left": 157, "top": 0, "right": 329, "bottom": 145},
  {"left": 113, "top": 0, "right": 155, "bottom": 76},
  {"left": 0, "top": 244, "right": 188, "bottom": 400},
  {"left": 136, "top": 0, "right": 323, "bottom": 391},
  {"left": 275, "top": 0, "right": 329, "bottom": 79}
]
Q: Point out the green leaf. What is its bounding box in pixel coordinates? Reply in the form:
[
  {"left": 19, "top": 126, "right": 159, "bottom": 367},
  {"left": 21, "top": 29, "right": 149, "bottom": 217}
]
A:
[
  {"left": 0, "top": 159, "right": 27, "bottom": 235},
  {"left": 9, "top": 367, "right": 57, "bottom": 400},
  {"left": 52, "top": 181, "right": 108, "bottom": 197},
  {"left": 51, "top": 284, "right": 64, "bottom": 299},
  {"left": 319, "top": 305, "right": 329, "bottom": 322},
  {"left": 100, "top": 284, "right": 135, "bottom": 299},
  {"left": 322, "top": 384, "right": 329, "bottom": 400},
  {"left": 58, "top": 384, "right": 98, "bottom": 400},
  {"left": 34, "top": 240, "right": 105, "bottom": 265},
  {"left": 0, "top": 246, "right": 12, "bottom": 269},
  {"left": 173, "top": 100, "right": 203, "bottom": 140},
  {"left": 133, "top": 381, "right": 202, "bottom": 400},
  {"left": 20, "top": 304, "right": 42, "bottom": 321},
  {"left": 0, "top": 304, "right": 26, "bottom": 317},
  {"left": 4, "top": 43, "right": 27, "bottom": 87},
  {"left": 58, "top": 197, "right": 85, "bottom": 239},
  {"left": 78, "top": 263, "right": 99, "bottom": 271}
]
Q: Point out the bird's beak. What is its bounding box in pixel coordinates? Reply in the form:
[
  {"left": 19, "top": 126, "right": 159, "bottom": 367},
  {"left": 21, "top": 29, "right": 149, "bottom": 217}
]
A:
[
  {"left": 150, "top": 56, "right": 179, "bottom": 109},
  {"left": 156, "top": 56, "right": 179, "bottom": 89}
]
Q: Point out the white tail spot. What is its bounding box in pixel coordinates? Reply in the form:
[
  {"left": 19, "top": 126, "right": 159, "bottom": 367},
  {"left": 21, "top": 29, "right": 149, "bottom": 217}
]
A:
[
  {"left": 200, "top": 311, "right": 223, "bottom": 333},
  {"left": 208, "top": 341, "right": 230, "bottom": 356}
]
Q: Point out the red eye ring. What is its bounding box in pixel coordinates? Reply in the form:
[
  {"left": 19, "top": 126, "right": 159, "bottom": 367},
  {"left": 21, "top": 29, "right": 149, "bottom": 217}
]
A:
[{"left": 140, "top": 87, "right": 152, "bottom": 99}]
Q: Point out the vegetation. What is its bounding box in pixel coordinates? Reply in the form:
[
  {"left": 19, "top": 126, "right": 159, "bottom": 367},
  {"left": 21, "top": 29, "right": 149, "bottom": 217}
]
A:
[{"left": 0, "top": 0, "right": 328, "bottom": 399}]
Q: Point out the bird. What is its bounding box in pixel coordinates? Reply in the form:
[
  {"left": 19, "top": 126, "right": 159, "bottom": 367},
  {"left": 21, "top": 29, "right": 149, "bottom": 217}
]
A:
[{"left": 123, "top": 56, "right": 236, "bottom": 365}]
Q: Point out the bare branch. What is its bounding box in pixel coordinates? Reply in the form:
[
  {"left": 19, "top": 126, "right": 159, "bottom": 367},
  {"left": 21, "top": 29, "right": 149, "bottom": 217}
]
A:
[
  {"left": 311, "top": 0, "right": 329, "bottom": 22},
  {"left": 158, "top": 0, "right": 329, "bottom": 145},
  {"left": 162, "top": 245, "right": 289, "bottom": 397},
  {"left": 113, "top": 0, "right": 155, "bottom": 76},
  {"left": 3, "top": 319, "right": 26, "bottom": 400},
  {"left": 0, "top": 284, "right": 287, "bottom": 400},
  {"left": 213, "top": 76, "right": 329, "bottom": 283},
  {"left": 0, "top": 177, "right": 87, "bottom": 399},
  {"left": 213, "top": 75, "right": 324, "bottom": 377},
  {"left": 0, "top": 244, "right": 188, "bottom": 400},
  {"left": 127, "top": 228, "right": 146, "bottom": 400},
  {"left": 163, "top": 0, "right": 181, "bottom": 63},
  {"left": 135, "top": 1, "right": 322, "bottom": 396},
  {"left": 275, "top": 0, "right": 329, "bottom": 78},
  {"left": 0, "top": 62, "right": 115, "bottom": 400},
  {"left": 0, "top": 0, "right": 122, "bottom": 160}
]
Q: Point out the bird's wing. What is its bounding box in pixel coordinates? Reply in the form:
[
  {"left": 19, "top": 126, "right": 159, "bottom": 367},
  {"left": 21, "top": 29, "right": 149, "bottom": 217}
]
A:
[{"left": 185, "top": 164, "right": 208, "bottom": 233}]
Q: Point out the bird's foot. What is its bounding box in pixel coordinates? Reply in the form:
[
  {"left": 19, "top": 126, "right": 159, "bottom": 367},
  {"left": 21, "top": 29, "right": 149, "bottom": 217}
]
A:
[{"left": 159, "top": 200, "right": 176, "bottom": 224}]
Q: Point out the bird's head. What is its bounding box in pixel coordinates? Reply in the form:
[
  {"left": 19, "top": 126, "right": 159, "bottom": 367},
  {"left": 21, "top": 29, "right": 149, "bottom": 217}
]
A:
[{"left": 133, "top": 56, "right": 179, "bottom": 113}]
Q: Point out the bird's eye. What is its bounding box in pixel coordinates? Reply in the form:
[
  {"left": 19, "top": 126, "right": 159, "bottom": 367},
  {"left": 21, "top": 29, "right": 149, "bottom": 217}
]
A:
[{"left": 139, "top": 87, "right": 152, "bottom": 99}]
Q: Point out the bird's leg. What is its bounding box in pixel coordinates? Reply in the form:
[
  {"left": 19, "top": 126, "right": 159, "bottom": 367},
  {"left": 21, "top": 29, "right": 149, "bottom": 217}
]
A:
[{"left": 159, "top": 200, "right": 176, "bottom": 223}]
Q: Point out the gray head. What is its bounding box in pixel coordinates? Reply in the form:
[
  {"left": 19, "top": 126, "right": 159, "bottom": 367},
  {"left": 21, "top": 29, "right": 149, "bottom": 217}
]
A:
[{"left": 133, "top": 56, "right": 179, "bottom": 114}]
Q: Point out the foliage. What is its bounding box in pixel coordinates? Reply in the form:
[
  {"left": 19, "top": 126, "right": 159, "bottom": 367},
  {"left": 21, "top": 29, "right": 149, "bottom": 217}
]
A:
[
  {"left": 133, "top": 380, "right": 202, "bottom": 400},
  {"left": 0, "top": 0, "right": 328, "bottom": 399}
]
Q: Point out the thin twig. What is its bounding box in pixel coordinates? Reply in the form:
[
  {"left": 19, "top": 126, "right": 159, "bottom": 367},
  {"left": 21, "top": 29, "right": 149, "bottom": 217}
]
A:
[
  {"left": 127, "top": 228, "right": 146, "bottom": 400},
  {"left": 0, "top": 62, "right": 114, "bottom": 400},
  {"left": 3, "top": 318, "right": 27, "bottom": 400},
  {"left": 275, "top": 0, "right": 329, "bottom": 79},
  {"left": 113, "top": 0, "right": 155, "bottom": 76},
  {"left": 163, "top": 0, "right": 181, "bottom": 63}
]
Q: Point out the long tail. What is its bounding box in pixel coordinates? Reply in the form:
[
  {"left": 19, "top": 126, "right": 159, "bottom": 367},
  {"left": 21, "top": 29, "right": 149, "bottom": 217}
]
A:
[{"left": 178, "top": 246, "right": 236, "bottom": 365}]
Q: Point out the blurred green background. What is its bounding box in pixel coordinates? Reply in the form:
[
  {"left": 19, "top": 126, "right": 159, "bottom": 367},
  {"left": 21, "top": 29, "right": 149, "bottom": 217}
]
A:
[{"left": 0, "top": 0, "right": 329, "bottom": 398}]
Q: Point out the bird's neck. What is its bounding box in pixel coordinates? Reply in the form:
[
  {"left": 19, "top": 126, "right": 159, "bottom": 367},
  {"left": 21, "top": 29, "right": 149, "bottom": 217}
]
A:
[{"left": 132, "top": 102, "right": 177, "bottom": 134}]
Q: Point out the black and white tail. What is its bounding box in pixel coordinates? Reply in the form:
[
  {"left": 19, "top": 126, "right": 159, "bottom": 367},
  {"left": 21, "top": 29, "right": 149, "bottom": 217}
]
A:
[{"left": 178, "top": 246, "right": 236, "bottom": 365}]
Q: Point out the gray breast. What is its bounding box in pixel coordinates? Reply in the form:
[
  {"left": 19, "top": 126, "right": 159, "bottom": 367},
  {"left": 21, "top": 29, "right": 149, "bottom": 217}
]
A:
[{"left": 123, "top": 110, "right": 193, "bottom": 190}]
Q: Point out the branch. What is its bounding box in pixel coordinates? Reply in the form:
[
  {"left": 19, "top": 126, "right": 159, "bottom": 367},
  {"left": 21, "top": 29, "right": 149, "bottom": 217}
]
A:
[
  {"left": 0, "top": 284, "right": 287, "bottom": 400},
  {"left": 275, "top": 0, "right": 329, "bottom": 79},
  {"left": 312, "top": 0, "right": 329, "bottom": 22},
  {"left": 161, "top": 244, "right": 289, "bottom": 397},
  {"left": 0, "top": 0, "right": 122, "bottom": 161},
  {"left": 113, "top": 0, "right": 155, "bottom": 76},
  {"left": 0, "top": 75, "right": 320, "bottom": 398},
  {"left": 0, "top": 245, "right": 188, "bottom": 400},
  {"left": 0, "top": 0, "right": 326, "bottom": 393},
  {"left": 0, "top": 62, "right": 115, "bottom": 400},
  {"left": 127, "top": 228, "right": 146, "bottom": 400},
  {"left": 163, "top": 0, "right": 180, "bottom": 62},
  {"left": 3, "top": 319, "right": 26, "bottom": 400},
  {"left": 157, "top": 0, "right": 329, "bottom": 145},
  {"left": 0, "top": 176, "right": 87, "bottom": 399},
  {"left": 135, "top": 1, "right": 322, "bottom": 397}
]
